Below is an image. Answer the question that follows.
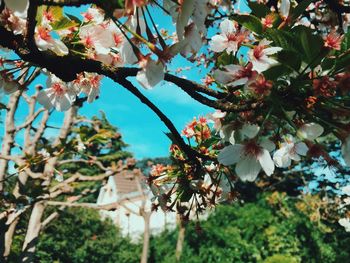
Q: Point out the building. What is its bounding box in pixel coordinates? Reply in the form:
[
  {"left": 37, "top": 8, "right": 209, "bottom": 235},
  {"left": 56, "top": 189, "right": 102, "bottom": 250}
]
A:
[{"left": 96, "top": 169, "right": 177, "bottom": 241}]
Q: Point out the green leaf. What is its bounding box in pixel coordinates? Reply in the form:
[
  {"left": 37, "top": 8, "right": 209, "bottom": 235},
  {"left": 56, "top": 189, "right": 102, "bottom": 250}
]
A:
[
  {"left": 232, "top": 14, "right": 263, "bottom": 35},
  {"left": 276, "top": 50, "right": 301, "bottom": 72},
  {"left": 341, "top": 30, "right": 350, "bottom": 51},
  {"left": 265, "top": 29, "right": 298, "bottom": 51},
  {"left": 293, "top": 26, "right": 323, "bottom": 63},
  {"left": 216, "top": 52, "right": 236, "bottom": 67},
  {"left": 248, "top": 2, "right": 270, "bottom": 18},
  {"left": 263, "top": 64, "right": 293, "bottom": 80},
  {"left": 334, "top": 53, "right": 350, "bottom": 72},
  {"left": 51, "top": 17, "right": 78, "bottom": 31}
]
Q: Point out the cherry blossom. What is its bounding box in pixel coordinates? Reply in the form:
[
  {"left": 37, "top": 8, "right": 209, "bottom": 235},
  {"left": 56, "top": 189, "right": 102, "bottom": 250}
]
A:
[
  {"left": 37, "top": 74, "right": 77, "bottom": 111},
  {"left": 218, "top": 124, "right": 275, "bottom": 182},
  {"left": 279, "top": 0, "right": 290, "bottom": 20},
  {"left": 3, "top": 0, "right": 29, "bottom": 18},
  {"left": 207, "top": 110, "right": 226, "bottom": 131},
  {"left": 248, "top": 39, "right": 282, "bottom": 73},
  {"left": 219, "top": 124, "right": 236, "bottom": 145},
  {"left": 218, "top": 138, "right": 275, "bottom": 182},
  {"left": 180, "top": 23, "right": 203, "bottom": 57},
  {"left": 209, "top": 19, "right": 247, "bottom": 54},
  {"left": 214, "top": 63, "right": 257, "bottom": 87},
  {"left": 297, "top": 123, "right": 324, "bottom": 141},
  {"left": 136, "top": 58, "right": 165, "bottom": 89},
  {"left": 81, "top": 7, "right": 105, "bottom": 24},
  {"left": 35, "top": 26, "right": 69, "bottom": 56},
  {"left": 79, "top": 23, "right": 115, "bottom": 55},
  {"left": 0, "top": 8, "right": 27, "bottom": 35},
  {"left": 273, "top": 134, "right": 308, "bottom": 168},
  {"left": 245, "top": 74, "right": 273, "bottom": 97},
  {"left": 324, "top": 31, "right": 344, "bottom": 50},
  {"left": 73, "top": 73, "right": 103, "bottom": 103}
]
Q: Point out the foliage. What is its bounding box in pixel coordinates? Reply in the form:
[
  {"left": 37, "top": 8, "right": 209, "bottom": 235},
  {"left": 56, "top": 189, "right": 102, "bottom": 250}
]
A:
[
  {"left": 150, "top": 193, "right": 350, "bottom": 263},
  {"left": 34, "top": 208, "right": 140, "bottom": 263}
]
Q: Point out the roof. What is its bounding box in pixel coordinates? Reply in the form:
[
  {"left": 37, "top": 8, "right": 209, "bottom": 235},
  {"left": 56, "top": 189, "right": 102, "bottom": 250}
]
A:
[{"left": 113, "top": 169, "right": 147, "bottom": 198}]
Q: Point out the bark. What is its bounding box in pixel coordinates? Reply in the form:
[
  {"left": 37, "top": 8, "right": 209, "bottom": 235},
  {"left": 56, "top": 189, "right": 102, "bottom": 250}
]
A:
[
  {"left": 175, "top": 219, "right": 186, "bottom": 262},
  {"left": 140, "top": 212, "right": 151, "bottom": 263},
  {"left": 0, "top": 91, "right": 22, "bottom": 192},
  {"left": 3, "top": 218, "right": 19, "bottom": 260},
  {"left": 20, "top": 202, "right": 46, "bottom": 263}
]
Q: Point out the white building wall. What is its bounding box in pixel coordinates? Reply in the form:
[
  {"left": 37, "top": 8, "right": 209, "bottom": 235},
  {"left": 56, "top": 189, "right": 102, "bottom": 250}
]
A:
[{"left": 96, "top": 176, "right": 177, "bottom": 241}]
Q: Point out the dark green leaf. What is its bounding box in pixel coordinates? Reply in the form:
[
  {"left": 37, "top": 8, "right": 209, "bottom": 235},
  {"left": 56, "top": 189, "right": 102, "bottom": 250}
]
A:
[
  {"left": 232, "top": 14, "right": 263, "bottom": 35},
  {"left": 248, "top": 2, "right": 270, "bottom": 18}
]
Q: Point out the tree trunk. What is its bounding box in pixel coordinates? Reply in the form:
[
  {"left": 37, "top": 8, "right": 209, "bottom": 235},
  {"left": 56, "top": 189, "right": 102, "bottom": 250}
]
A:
[
  {"left": 3, "top": 217, "right": 19, "bottom": 260},
  {"left": 0, "top": 91, "right": 22, "bottom": 192},
  {"left": 175, "top": 217, "right": 185, "bottom": 262},
  {"left": 20, "top": 202, "right": 46, "bottom": 263},
  {"left": 140, "top": 212, "right": 151, "bottom": 263}
]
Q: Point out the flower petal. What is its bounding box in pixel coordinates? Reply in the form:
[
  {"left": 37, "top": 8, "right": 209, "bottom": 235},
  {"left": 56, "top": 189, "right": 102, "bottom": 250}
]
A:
[
  {"left": 258, "top": 149, "right": 275, "bottom": 176},
  {"left": 235, "top": 156, "right": 261, "bottom": 182},
  {"left": 297, "top": 123, "right": 324, "bottom": 140},
  {"left": 295, "top": 142, "right": 308, "bottom": 156},
  {"left": 218, "top": 144, "right": 243, "bottom": 166},
  {"left": 136, "top": 60, "right": 165, "bottom": 89}
]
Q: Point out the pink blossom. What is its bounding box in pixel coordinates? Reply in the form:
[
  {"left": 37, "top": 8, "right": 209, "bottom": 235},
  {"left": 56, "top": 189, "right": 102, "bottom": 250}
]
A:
[
  {"left": 35, "top": 26, "right": 69, "bottom": 56},
  {"left": 248, "top": 39, "right": 282, "bottom": 73},
  {"left": 73, "top": 73, "right": 103, "bottom": 103},
  {"left": 214, "top": 62, "right": 257, "bottom": 87},
  {"left": 136, "top": 57, "right": 165, "bottom": 89},
  {"left": 209, "top": 19, "right": 248, "bottom": 54},
  {"left": 37, "top": 74, "right": 77, "bottom": 111}
]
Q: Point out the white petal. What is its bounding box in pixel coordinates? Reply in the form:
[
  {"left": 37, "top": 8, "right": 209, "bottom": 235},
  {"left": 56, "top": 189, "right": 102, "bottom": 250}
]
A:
[
  {"left": 214, "top": 69, "right": 233, "bottom": 84},
  {"left": 136, "top": 60, "right": 165, "bottom": 89},
  {"left": 273, "top": 148, "right": 291, "bottom": 168},
  {"left": 219, "top": 124, "right": 235, "bottom": 143},
  {"left": 87, "top": 88, "right": 100, "bottom": 103},
  {"left": 209, "top": 35, "right": 227, "bottom": 53},
  {"left": 295, "top": 142, "right": 308, "bottom": 156},
  {"left": 264, "top": 47, "right": 283, "bottom": 55},
  {"left": 241, "top": 123, "right": 260, "bottom": 139},
  {"left": 224, "top": 64, "right": 244, "bottom": 73},
  {"left": 176, "top": 0, "right": 195, "bottom": 40},
  {"left": 259, "top": 139, "right": 276, "bottom": 152},
  {"left": 259, "top": 39, "right": 272, "bottom": 46},
  {"left": 56, "top": 94, "right": 73, "bottom": 111},
  {"left": 120, "top": 41, "right": 137, "bottom": 65},
  {"left": 251, "top": 59, "right": 270, "bottom": 73},
  {"left": 51, "top": 39, "right": 69, "bottom": 56},
  {"left": 220, "top": 19, "right": 235, "bottom": 35},
  {"left": 37, "top": 89, "right": 54, "bottom": 110},
  {"left": 280, "top": 0, "right": 290, "bottom": 19},
  {"left": 258, "top": 149, "right": 275, "bottom": 176},
  {"left": 235, "top": 156, "right": 261, "bottom": 182},
  {"left": 228, "top": 77, "right": 249, "bottom": 87},
  {"left": 218, "top": 144, "right": 243, "bottom": 166},
  {"left": 4, "top": 0, "right": 29, "bottom": 17},
  {"left": 297, "top": 123, "right": 324, "bottom": 140}
]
